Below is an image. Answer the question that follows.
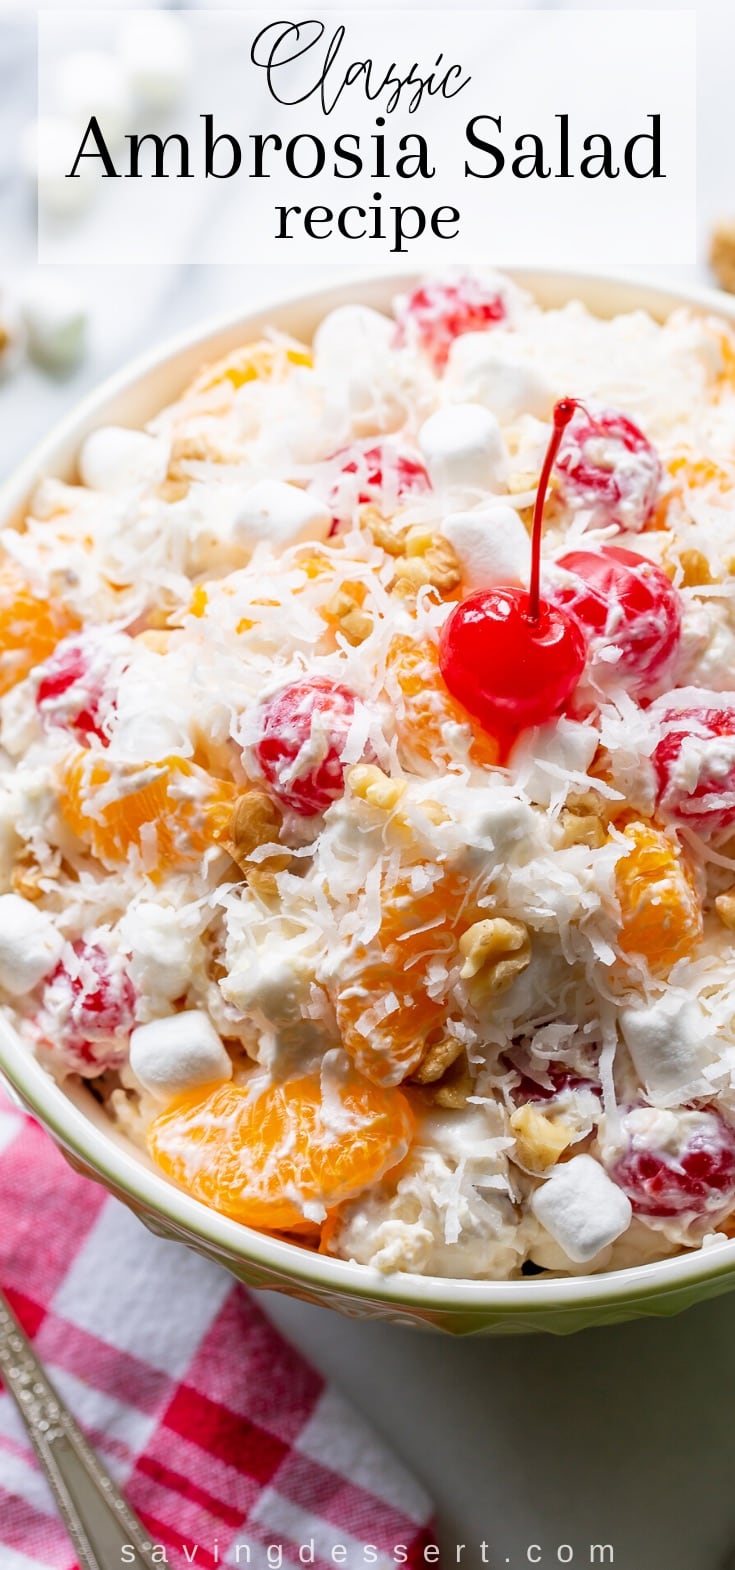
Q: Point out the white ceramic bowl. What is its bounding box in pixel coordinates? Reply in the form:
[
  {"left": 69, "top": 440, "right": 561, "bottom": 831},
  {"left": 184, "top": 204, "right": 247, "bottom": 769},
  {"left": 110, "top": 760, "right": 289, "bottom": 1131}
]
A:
[{"left": 3, "top": 267, "right": 735, "bottom": 1337}]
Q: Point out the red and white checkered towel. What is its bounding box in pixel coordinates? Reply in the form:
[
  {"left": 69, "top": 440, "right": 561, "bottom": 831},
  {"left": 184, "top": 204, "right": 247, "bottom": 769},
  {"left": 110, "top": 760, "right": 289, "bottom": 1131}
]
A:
[{"left": 0, "top": 1086, "right": 435, "bottom": 1570}]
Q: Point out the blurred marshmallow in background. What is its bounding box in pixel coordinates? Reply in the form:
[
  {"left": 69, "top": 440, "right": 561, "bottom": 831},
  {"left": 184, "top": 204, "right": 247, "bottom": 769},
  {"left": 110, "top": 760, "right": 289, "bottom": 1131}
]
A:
[
  {"left": 22, "top": 10, "right": 193, "bottom": 223},
  {"left": 20, "top": 277, "right": 87, "bottom": 371},
  {"left": 4, "top": 8, "right": 195, "bottom": 395},
  {"left": 20, "top": 114, "right": 96, "bottom": 218},
  {"left": 56, "top": 48, "right": 132, "bottom": 150},
  {"left": 118, "top": 11, "right": 193, "bottom": 112}
]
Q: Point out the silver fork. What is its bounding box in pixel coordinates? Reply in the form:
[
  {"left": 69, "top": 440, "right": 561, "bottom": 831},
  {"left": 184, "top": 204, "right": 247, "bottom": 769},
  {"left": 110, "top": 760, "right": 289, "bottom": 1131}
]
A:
[{"left": 0, "top": 1285, "right": 158, "bottom": 1570}]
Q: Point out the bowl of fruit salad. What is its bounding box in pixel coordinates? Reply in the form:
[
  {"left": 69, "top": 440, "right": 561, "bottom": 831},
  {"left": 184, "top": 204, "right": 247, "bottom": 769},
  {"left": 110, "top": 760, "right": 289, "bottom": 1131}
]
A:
[{"left": 4, "top": 267, "right": 735, "bottom": 1335}]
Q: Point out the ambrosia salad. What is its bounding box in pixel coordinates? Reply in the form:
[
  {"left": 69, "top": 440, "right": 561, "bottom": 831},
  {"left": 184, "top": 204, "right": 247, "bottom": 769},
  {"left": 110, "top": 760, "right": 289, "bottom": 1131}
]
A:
[{"left": 6, "top": 270, "right": 735, "bottom": 1280}]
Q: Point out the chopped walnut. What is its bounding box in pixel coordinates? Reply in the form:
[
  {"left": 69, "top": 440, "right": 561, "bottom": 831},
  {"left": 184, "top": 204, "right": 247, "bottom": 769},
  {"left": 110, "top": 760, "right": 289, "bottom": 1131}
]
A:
[
  {"left": 349, "top": 763, "right": 407, "bottom": 812},
  {"left": 459, "top": 917, "right": 531, "bottom": 993},
  {"left": 431, "top": 1053, "right": 474, "bottom": 1109},
  {"left": 245, "top": 867, "right": 282, "bottom": 901},
  {"left": 410, "top": 1035, "right": 465, "bottom": 1085},
  {"left": 411, "top": 1045, "right": 474, "bottom": 1108},
  {"left": 323, "top": 585, "right": 373, "bottom": 645},
  {"left": 394, "top": 534, "right": 461, "bottom": 594},
  {"left": 360, "top": 504, "right": 408, "bottom": 555},
  {"left": 214, "top": 788, "right": 289, "bottom": 880},
  {"left": 510, "top": 1104, "right": 573, "bottom": 1173},
  {"left": 678, "top": 548, "right": 716, "bottom": 588},
  {"left": 555, "top": 809, "right": 607, "bottom": 849},
  {"left": 403, "top": 523, "right": 438, "bottom": 557},
  {"left": 11, "top": 855, "right": 45, "bottom": 902},
  {"left": 566, "top": 787, "right": 625, "bottom": 825},
  {"left": 716, "top": 889, "right": 735, "bottom": 930},
  {"left": 710, "top": 220, "right": 735, "bottom": 295}
]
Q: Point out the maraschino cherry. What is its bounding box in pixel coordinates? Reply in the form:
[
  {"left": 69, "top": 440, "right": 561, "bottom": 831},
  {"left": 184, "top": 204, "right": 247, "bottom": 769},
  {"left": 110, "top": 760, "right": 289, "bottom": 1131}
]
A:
[
  {"left": 555, "top": 403, "right": 662, "bottom": 532},
  {"left": 612, "top": 1106, "right": 735, "bottom": 1218},
  {"left": 393, "top": 276, "right": 508, "bottom": 369},
  {"left": 255, "top": 676, "right": 358, "bottom": 816},
  {"left": 653, "top": 706, "right": 735, "bottom": 834},
  {"left": 439, "top": 398, "right": 587, "bottom": 750},
  {"left": 321, "top": 440, "right": 431, "bottom": 534},
  {"left": 39, "top": 941, "right": 136, "bottom": 1076},
  {"left": 554, "top": 546, "right": 682, "bottom": 699}
]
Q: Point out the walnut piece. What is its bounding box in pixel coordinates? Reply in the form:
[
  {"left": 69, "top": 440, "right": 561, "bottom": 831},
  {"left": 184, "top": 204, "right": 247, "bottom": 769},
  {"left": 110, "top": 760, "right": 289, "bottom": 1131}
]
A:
[
  {"left": 394, "top": 534, "right": 461, "bottom": 594},
  {"left": 431, "top": 1054, "right": 474, "bottom": 1109},
  {"left": 410, "top": 1035, "right": 465, "bottom": 1085},
  {"left": 361, "top": 504, "right": 408, "bottom": 556},
  {"left": 245, "top": 867, "right": 282, "bottom": 901},
  {"left": 11, "top": 856, "right": 45, "bottom": 902},
  {"left": 410, "top": 1048, "right": 474, "bottom": 1108},
  {"left": 710, "top": 220, "right": 735, "bottom": 295},
  {"left": 678, "top": 548, "right": 715, "bottom": 588},
  {"left": 510, "top": 1104, "right": 573, "bottom": 1173},
  {"left": 555, "top": 809, "right": 607, "bottom": 849},
  {"left": 716, "top": 890, "right": 735, "bottom": 930},
  {"left": 214, "top": 788, "right": 289, "bottom": 881},
  {"left": 459, "top": 917, "right": 531, "bottom": 993},
  {"left": 323, "top": 585, "right": 372, "bottom": 645}
]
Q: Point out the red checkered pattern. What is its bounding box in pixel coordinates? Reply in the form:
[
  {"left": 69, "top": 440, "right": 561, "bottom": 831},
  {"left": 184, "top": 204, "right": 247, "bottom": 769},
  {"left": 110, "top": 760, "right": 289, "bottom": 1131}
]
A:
[{"left": 0, "top": 1087, "right": 435, "bottom": 1570}]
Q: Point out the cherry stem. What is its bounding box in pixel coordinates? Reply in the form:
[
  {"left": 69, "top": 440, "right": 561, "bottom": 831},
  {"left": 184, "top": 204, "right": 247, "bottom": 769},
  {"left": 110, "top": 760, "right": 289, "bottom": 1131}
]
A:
[{"left": 527, "top": 397, "right": 579, "bottom": 624}]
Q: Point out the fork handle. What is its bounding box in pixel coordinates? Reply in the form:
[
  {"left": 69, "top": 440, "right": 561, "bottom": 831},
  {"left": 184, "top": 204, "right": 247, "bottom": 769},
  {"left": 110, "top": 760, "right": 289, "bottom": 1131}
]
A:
[{"left": 0, "top": 1288, "right": 157, "bottom": 1570}]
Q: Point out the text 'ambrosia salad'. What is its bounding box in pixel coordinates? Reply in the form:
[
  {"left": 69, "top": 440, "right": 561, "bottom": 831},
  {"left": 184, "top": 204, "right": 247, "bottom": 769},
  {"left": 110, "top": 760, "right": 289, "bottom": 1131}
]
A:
[{"left": 7, "top": 271, "right": 735, "bottom": 1279}]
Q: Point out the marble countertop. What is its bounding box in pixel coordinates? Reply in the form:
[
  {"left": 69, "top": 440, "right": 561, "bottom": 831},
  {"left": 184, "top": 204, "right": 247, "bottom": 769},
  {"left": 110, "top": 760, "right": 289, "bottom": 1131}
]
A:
[{"left": 2, "top": 7, "right": 735, "bottom": 1567}]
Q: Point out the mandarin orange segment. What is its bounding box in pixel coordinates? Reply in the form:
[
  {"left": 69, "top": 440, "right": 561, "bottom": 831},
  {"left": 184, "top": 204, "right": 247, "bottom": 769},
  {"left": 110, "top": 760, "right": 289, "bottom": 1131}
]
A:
[
  {"left": 185, "top": 338, "right": 312, "bottom": 397},
  {"left": 0, "top": 569, "right": 80, "bottom": 696},
  {"left": 653, "top": 450, "right": 735, "bottom": 531},
  {"left": 58, "top": 750, "right": 237, "bottom": 874},
  {"left": 334, "top": 868, "right": 468, "bottom": 1086},
  {"left": 667, "top": 452, "right": 733, "bottom": 491},
  {"left": 146, "top": 1068, "right": 414, "bottom": 1231},
  {"left": 615, "top": 820, "right": 703, "bottom": 972},
  {"left": 387, "top": 635, "right": 500, "bottom": 771}
]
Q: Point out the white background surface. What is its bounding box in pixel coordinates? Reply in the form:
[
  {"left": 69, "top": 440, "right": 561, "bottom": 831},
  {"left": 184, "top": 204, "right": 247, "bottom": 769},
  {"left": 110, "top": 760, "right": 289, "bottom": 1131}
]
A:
[{"left": 3, "top": 4, "right": 735, "bottom": 1567}]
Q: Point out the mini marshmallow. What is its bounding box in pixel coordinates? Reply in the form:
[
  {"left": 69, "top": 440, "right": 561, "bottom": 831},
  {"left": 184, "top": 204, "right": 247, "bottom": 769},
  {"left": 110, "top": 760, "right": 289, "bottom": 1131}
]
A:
[
  {"left": 118, "top": 13, "right": 193, "bottom": 111},
  {"left": 619, "top": 994, "right": 713, "bottom": 1102},
  {"left": 0, "top": 894, "right": 64, "bottom": 997},
  {"left": 446, "top": 335, "right": 555, "bottom": 422},
  {"left": 129, "top": 1010, "right": 232, "bottom": 1102},
  {"left": 233, "top": 481, "right": 331, "bottom": 552},
  {"left": 418, "top": 404, "right": 508, "bottom": 495},
  {"left": 511, "top": 717, "right": 599, "bottom": 808},
  {"left": 442, "top": 502, "right": 530, "bottom": 591},
  {"left": 313, "top": 304, "right": 395, "bottom": 366},
  {"left": 531, "top": 1154, "right": 632, "bottom": 1263},
  {"left": 21, "top": 117, "right": 95, "bottom": 218},
  {"left": 313, "top": 305, "right": 405, "bottom": 435},
  {"left": 21, "top": 279, "right": 87, "bottom": 370},
  {"left": 57, "top": 51, "right": 132, "bottom": 150},
  {"left": 78, "top": 426, "right": 168, "bottom": 492}
]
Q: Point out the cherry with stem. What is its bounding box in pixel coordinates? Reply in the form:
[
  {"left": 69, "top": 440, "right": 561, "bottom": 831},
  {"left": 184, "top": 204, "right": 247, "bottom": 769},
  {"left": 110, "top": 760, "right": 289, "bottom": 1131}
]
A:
[{"left": 439, "top": 397, "right": 588, "bottom": 752}]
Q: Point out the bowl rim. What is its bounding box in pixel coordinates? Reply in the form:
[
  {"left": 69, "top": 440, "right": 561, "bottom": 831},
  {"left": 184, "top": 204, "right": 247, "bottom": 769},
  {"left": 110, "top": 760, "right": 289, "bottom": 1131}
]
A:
[{"left": 4, "top": 262, "right": 735, "bottom": 1315}]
